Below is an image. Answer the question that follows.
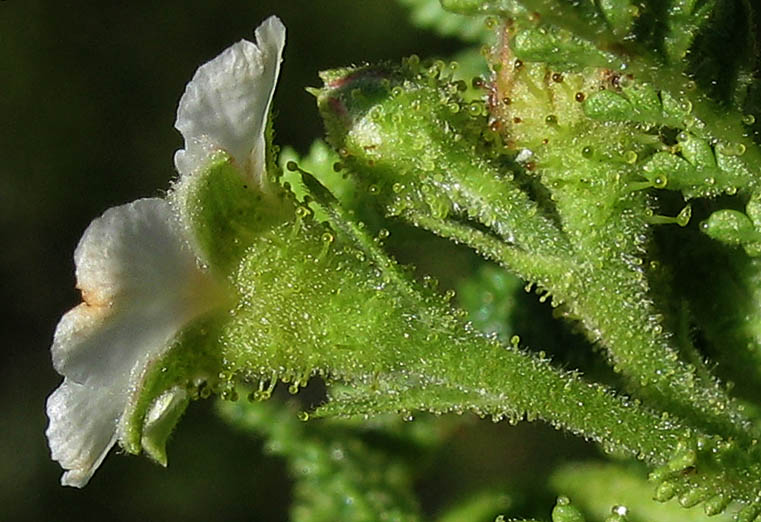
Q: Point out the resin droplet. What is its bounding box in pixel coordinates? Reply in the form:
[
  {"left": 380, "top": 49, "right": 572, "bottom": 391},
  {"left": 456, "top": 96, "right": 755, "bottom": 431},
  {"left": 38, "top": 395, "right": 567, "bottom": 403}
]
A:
[
  {"left": 652, "top": 175, "right": 668, "bottom": 189},
  {"left": 676, "top": 205, "right": 692, "bottom": 227},
  {"left": 552, "top": 496, "right": 585, "bottom": 522},
  {"left": 605, "top": 505, "right": 629, "bottom": 522}
]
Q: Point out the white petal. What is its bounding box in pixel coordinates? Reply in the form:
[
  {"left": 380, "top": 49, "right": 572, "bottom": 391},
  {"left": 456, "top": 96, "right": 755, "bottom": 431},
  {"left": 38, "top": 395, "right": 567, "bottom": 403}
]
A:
[
  {"left": 46, "top": 379, "right": 123, "bottom": 487},
  {"left": 174, "top": 15, "right": 286, "bottom": 184},
  {"left": 51, "top": 198, "right": 209, "bottom": 384},
  {"left": 47, "top": 198, "right": 220, "bottom": 486},
  {"left": 71, "top": 198, "right": 199, "bottom": 306}
]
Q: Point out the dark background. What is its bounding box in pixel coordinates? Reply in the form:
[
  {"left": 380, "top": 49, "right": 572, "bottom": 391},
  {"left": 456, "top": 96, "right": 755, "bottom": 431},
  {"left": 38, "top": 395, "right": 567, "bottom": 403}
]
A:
[{"left": 0, "top": 2, "right": 589, "bottom": 520}]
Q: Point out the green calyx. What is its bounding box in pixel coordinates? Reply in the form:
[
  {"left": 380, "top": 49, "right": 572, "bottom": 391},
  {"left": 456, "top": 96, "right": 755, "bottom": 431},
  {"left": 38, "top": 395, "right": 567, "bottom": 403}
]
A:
[{"left": 171, "top": 152, "right": 297, "bottom": 273}]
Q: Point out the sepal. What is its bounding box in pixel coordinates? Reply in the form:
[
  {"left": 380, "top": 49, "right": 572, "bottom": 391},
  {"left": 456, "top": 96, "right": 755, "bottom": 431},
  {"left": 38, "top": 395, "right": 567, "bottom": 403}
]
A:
[{"left": 140, "top": 387, "right": 189, "bottom": 466}]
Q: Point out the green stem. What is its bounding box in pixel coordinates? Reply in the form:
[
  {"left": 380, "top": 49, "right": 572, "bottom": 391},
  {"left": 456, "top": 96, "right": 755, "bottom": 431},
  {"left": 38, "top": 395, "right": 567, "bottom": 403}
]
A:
[{"left": 410, "top": 196, "right": 754, "bottom": 443}]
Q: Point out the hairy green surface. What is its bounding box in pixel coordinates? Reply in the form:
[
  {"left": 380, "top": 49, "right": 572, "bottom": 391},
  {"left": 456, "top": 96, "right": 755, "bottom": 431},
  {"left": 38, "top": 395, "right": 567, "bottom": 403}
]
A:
[{"left": 91, "top": 0, "right": 761, "bottom": 520}]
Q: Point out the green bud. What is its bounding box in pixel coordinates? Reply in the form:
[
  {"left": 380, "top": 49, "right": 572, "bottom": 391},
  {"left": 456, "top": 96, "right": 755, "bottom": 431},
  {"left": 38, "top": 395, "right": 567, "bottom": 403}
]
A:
[{"left": 314, "top": 61, "right": 565, "bottom": 256}]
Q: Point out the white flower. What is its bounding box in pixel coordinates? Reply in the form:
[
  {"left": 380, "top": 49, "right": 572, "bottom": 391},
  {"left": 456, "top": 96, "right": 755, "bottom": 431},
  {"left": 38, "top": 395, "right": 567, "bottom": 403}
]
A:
[
  {"left": 46, "top": 16, "right": 286, "bottom": 487},
  {"left": 174, "top": 15, "right": 285, "bottom": 185}
]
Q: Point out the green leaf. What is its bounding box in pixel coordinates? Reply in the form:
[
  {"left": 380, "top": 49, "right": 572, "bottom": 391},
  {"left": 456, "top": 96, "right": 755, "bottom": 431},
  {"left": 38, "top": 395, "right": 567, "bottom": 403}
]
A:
[
  {"left": 596, "top": 0, "right": 639, "bottom": 38},
  {"left": 701, "top": 209, "right": 761, "bottom": 254},
  {"left": 512, "top": 26, "right": 616, "bottom": 68}
]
